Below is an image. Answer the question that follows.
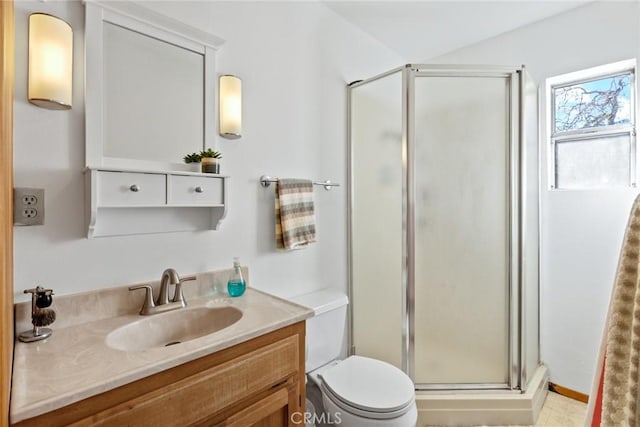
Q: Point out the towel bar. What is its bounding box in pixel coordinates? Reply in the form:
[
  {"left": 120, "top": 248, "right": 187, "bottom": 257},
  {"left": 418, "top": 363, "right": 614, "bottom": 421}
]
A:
[{"left": 260, "top": 175, "right": 340, "bottom": 191}]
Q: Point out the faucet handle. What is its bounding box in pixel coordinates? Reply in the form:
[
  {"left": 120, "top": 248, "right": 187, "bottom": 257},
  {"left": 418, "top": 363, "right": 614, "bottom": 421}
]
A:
[
  {"left": 171, "top": 275, "right": 196, "bottom": 306},
  {"left": 129, "top": 284, "right": 156, "bottom": 315}
]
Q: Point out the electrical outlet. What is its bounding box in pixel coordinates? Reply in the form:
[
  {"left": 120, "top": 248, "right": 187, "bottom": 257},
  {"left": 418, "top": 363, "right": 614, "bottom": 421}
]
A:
[
  {"left": 14, "top": 188, "right": 45, "bottom": 226},
  {"left": 23, "top": 208, "right": 37, "bottom": 218},
  {"left": 22, "top": 195, "right": 38, "bottom": 205}
]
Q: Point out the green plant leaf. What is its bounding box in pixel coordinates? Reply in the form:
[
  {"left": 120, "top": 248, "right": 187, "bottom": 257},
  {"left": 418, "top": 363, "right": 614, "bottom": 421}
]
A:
[
  {"left": 183, "top": 152, "right": 202, "bottom": 163},
  {"left": 200, "top": 148, "right": 222, "bottom": 159}
]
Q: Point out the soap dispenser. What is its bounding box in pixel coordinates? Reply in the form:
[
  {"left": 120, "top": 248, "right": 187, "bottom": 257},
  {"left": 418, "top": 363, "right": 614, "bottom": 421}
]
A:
[{"left": 227, "top": 257, "right": 246, "bottom": 297}]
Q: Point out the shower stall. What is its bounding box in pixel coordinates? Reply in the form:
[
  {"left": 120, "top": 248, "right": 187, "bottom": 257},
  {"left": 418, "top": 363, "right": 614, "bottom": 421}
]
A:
[{"left": 348, "top": 65, "right": 545, "bottom": 424}]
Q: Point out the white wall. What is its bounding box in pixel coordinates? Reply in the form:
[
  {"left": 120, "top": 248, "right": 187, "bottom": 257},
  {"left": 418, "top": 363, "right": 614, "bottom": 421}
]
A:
[
  {"left": 12, "top": 1, "right": 403, "bottom": 301},
  {"left": 429, "top": 1, "right": 640, "bottom": 393}
]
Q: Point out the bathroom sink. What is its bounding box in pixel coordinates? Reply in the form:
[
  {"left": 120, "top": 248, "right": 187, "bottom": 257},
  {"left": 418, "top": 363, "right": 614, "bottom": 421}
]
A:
[{"left": 106, "top": 306, "right": 243, "bottom": 352}]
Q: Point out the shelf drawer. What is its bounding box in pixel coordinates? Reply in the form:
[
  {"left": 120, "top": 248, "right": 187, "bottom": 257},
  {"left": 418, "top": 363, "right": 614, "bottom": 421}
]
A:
[
  {"left": 168, "top": 175, "right": 224, "bottom": 205},
  {"left": 97, "top": 171, "right": 166, "bottom": 206}
]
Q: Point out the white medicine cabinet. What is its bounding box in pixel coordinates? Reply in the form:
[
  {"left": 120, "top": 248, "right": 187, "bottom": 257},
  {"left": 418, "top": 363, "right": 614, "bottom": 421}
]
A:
[{"left": 83, "top": 0, "right": 228, "bottom": 237}]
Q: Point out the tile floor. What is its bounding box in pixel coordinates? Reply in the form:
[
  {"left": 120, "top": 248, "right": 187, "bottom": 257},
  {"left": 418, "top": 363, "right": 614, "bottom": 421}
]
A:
[
  {"left": 463, "top": 391, "right": 587, "bottom": 427},
  {"left": 534, "top": 391, "right": 587, "bottom": 427}
]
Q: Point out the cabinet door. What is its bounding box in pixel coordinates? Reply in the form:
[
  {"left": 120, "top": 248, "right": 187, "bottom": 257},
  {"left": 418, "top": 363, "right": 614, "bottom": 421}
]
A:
[{"left": 225, "top": 385, "right": 299, "bottom": 427}]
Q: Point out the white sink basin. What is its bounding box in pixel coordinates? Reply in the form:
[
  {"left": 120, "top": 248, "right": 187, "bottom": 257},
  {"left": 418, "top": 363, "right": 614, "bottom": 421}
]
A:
[{"left": 106, "top": 306, "right": 243, "bottom": 352}]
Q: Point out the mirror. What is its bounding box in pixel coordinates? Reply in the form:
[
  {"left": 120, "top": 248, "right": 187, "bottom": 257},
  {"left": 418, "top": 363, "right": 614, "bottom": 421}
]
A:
[
  {"left": 85, "top": 1, "right": 224, "bottom": 171},
  {"left": 103, "top": 22, "right": 203, "bottom": 163}
]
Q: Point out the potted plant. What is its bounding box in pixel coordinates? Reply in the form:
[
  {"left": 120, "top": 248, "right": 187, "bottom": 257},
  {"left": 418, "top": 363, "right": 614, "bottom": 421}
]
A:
[
  {"left": 183, "top": 152, "right": 202, "bottom": 172},
  {"left": 199, "top": 148, "right": 222, "bottom": 174},
  {"left": 184, "top": 149, "right": 222, "bottom": 174}
]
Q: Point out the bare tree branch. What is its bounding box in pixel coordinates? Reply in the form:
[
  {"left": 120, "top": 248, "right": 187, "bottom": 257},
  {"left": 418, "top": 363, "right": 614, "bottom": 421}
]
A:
[{"left": 555, "top": 75, "right": 630, "bottom": 132}]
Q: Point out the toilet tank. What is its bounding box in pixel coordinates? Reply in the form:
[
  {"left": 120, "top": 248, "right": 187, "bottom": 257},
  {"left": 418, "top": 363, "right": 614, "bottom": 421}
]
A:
[{"left": 290, "top": 289, "right": 349, "bottom": 372}]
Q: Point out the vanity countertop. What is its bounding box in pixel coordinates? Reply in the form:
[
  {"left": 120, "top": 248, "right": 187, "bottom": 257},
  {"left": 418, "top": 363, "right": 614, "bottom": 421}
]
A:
[{"left": 10, "top": 288, "right": 313, "bottom": 423}]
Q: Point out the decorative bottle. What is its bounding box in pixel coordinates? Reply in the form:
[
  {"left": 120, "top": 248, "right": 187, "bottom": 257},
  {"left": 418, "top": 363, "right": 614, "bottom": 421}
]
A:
[{"left": 227, "top": 257, "right": 246, "bottom": 297}]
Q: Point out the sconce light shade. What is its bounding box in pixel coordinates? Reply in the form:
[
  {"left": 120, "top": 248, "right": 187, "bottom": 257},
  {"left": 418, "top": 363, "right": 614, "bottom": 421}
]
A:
[
  {"left": 28, "top": 13, "right": 73, "bottom": 110},
  {"left": 219, "top": 75, "right": 242, "bottom": 139}
]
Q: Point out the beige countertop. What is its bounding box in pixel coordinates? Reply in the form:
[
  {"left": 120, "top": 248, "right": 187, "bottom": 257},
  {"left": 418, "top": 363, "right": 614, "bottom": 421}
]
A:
[{"left": 11, "top": 287, "right": 313, "bottom": 423}]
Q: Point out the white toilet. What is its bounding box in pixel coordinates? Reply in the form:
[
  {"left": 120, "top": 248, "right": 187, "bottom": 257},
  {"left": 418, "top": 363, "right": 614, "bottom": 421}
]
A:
[{"left": 291, "top": 289, "right": 417, "bottom": 427}]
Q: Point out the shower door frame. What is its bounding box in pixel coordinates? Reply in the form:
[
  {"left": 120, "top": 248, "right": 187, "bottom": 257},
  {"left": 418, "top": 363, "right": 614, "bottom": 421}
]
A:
[{"left": 347, "top": 64, "right": 529, "bottom": 392}]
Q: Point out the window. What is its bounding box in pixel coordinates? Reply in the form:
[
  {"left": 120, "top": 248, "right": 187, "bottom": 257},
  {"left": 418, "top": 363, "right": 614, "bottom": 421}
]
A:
[{"left": 548, "top": 60, "right": 636, "bottom": 189}]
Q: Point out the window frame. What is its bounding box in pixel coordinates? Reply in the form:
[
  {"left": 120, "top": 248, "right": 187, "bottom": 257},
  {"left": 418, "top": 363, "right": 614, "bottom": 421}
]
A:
[{"left": 547, "top": 59, "right": 637, "bottom": 190}]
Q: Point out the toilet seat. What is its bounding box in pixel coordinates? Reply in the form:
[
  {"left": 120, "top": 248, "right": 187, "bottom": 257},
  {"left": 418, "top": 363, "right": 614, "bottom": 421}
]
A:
[
  {"left": 321, "top": 382, "right": 414, "bottom": 420},
  {"left": 318, "top": 355, "right": 415, "bottom": 419}
]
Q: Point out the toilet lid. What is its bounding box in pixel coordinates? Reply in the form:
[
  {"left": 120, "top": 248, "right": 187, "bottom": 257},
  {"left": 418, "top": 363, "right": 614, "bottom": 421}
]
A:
[{"left": 319, "top": 355, "right": 415, "bottom": 413}]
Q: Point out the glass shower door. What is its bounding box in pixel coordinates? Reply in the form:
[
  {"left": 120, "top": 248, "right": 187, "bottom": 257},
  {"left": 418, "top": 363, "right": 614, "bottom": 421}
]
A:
[
  {"left": 349, "top": 70, "right": 404, "bottom": 369},
  {"left": 411, "top": 74, "right": 512, "bottom": 386}
]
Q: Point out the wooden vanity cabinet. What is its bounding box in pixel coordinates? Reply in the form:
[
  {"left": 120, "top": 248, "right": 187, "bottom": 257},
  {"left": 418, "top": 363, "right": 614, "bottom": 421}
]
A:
[{"left": 14, "top": 322, "right": 306, "bottom": 427}]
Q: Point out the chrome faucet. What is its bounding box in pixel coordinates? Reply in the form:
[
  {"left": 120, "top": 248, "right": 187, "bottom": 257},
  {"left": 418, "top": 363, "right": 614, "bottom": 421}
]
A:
[
  {"left": 157, "top": 268, "right": 180, "bottom": 306},
  {"left": 129, "top": 269, "right": 196, "bottom": 315}
]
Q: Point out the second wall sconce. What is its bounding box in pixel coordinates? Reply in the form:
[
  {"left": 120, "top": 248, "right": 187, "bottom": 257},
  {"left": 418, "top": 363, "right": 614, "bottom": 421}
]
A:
[
  {"left": 28, "top": 13, "right": 73, "bottom": 110},
  {"left": 219, "top": 75, "right": 242, "bottom": 139}
]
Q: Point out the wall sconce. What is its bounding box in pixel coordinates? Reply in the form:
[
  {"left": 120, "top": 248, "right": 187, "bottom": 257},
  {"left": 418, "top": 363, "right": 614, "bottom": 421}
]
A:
[
  {"left": 219, "top": 75, "right": 242, "bottom": 139},
  {"left": 28, "top": 13, "right": 73, "bottom": 110}
]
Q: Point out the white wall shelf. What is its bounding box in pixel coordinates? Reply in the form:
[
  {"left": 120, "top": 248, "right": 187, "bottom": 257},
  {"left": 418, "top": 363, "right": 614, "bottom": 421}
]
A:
[{"left": 84, "top": 167, "right": 228, "bottom": 238}]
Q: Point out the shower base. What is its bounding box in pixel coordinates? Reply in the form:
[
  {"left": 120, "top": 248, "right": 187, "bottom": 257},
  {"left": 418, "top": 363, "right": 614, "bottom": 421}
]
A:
[{"left": 416, "top": 365, "right": 549, "bottom": 426}]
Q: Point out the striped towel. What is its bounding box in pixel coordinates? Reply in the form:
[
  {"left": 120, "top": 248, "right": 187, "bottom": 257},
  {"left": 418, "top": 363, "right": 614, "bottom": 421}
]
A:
[
  {"left": 599, "top": 193, "right": 640, "bottom": 426},
  {"left": 275, "top": 179, "right": 316, "bottom": 250}
]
